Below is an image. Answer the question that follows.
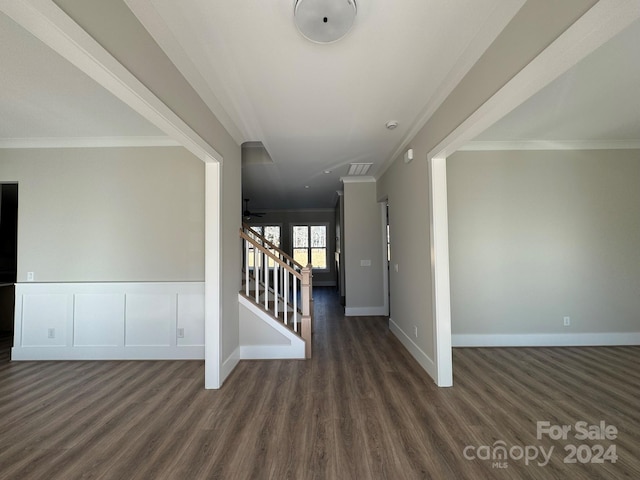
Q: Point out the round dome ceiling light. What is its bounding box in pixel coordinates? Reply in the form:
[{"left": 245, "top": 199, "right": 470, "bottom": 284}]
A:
[
  {"left": 294, "top": 0, "right": 357, "bottom": 44},
  {"left": 386, "top": 120, "right": 399, "bottom": 130}
]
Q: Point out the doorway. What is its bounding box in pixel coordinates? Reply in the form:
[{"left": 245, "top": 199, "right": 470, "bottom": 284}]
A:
[{"left": 0, "top": 184, "right": 18, "bottom": 336}]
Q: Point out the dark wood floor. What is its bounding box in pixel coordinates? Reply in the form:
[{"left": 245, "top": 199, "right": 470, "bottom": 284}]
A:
[{"left": 1, "top": 288, "right": 639, "bottom": 479}]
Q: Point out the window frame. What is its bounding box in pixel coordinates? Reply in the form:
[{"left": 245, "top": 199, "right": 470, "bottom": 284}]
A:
[{"left": 290, "top": 223, "right": 330, "bottom": 271}]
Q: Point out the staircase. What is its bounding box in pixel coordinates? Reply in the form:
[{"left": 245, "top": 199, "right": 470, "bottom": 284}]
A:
[{"left": 240, "top": 224, "right": 313, "bottom": 358}]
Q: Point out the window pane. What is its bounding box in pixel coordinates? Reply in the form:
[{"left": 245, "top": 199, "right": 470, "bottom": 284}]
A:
[
  {"left": 310, "top": 226, "right": 326, "bottom": 247},
  {"left": 264, "top": 226, "right": 280, "bottom": 247},
  {"left": 293, "top": 226, "right": 308, "bottom": 248},
  {"left": 293, "top": 248, "right": 308, "bottom": 266},
  {"left": 311, "top": 248, "right": 326, "bottom": 269},
  {"left": 249, "top": 226, "right": 262, "bottom": 245}
]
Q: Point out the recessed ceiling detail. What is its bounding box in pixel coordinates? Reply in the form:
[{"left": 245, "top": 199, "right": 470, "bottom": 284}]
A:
[{"left": 294, "top": 0, "right": 357, "bottom": 44}]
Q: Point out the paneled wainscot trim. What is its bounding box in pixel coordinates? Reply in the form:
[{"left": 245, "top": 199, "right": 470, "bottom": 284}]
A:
[{"left": 12, "top": 282, "right": 204, "bottom": 361}]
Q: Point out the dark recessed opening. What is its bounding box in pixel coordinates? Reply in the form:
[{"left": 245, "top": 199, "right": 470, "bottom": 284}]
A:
[{"left": 323, "top": 17, "right": 328, "bottom": 23}]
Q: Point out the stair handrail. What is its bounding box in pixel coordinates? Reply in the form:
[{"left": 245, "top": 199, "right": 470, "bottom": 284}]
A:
[
  {"left": 242, "top": 223, "right": 304, "bottom": 271},
  {"left": 240, "top": 226, "right": 312, "bottom": 358},
  {"left": 240, "top": 229, "right": 302, "bottom": 279}
]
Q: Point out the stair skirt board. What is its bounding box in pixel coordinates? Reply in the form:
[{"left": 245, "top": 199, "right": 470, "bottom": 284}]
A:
[{"left": 238, "top": 294, "right": 305, "bottom": 359}]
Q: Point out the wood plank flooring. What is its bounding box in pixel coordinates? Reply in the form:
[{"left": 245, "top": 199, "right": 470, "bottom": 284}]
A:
[{"left": 1, "top": 287, "right": 639, "bottom": 479}]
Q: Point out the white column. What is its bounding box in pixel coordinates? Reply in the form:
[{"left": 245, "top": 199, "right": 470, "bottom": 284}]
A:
[
  {"left": 204, "top": 162, "right": 221, "bottom": 389},
  {"left": 429, "top": 156, "right": 453, "bottom": 387}
]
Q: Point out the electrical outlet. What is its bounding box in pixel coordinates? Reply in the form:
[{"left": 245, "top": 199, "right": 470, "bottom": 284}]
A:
[
  {"left": 47, "top": 328, "right": 55, "bottom": 339},
  {"left": 563, "top": 316, "right": 571, "bottom": 327},
  {"left": 177, "top": 328, "right": 185, "bottom": 339},
  {"left": 27, "top": 272, "right": 34, "bottom": 282},
  {"left": 414, "top": 326, "right": 418, "bottom": 338}
]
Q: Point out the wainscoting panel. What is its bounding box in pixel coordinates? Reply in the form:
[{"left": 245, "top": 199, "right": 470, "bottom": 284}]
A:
[
  {"left": 21, "top": 294, "right": 70, "bottom": 347},
  {"left": 177, "top": 293, "right": 205, "bottom": 347},
  {"left": 12, "top": 282, "right": 204, "bottom": 360},
  {"left": 74, "top": 294, "right": 124, "bottom": 347},
  {"left": 125, "top": 293, "right": 174, "bottom": 347}
]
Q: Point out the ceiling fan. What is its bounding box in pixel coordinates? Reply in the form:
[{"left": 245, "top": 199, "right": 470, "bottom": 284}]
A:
[{"left": 243, "top": 198, "right": 264, "bottom": 219}]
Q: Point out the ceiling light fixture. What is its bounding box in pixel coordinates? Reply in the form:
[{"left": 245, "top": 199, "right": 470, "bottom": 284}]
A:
[
  {"left": 386, "top": 120, "right": 398, "bottom": 130},
  {"left": 294, "top": 0, "right": 357, "bottom": 44}
]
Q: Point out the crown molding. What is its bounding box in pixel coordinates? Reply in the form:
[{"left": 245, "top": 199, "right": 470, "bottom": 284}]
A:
[
  {"left": 458, "top": 139, "right": 640, "bottom": 152},
  {"left": 0, "top": 136, "right": 181, "bottom": 149},
  {"left": 427, "top": 0, "right": 640, "bottom": 161},
  {"left": 124, "top": 0, "right": 245, "bottom": 146},
  {"left": 340, "top": 176, "right": 376, "bottom": 184},
  {"left": 0, "top": 0, "right": 222, "bottom": 163},
  {"left": 376, "top": 0, "right": 526, "bottom": 180}
]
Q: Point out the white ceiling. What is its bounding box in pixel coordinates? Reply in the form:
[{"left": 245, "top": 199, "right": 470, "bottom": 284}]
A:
[
  {"left": 0, "top": 11, "right": 165, "bottom": 145},
  {"left": 470, "top": 18, "right": 640, "bottom": 148},
  {"left": 2, "top": 3, "right": 639, "bottom": 209},
  {"left": 126, "top": 0, "right": 520, "bottom": 209}
]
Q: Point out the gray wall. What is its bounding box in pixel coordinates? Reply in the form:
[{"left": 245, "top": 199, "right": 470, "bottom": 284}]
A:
[
  {"left": 0, "top": 146, "right": 204, "bottom": 282},
  {"left": 376, "top": 0, "right": 598, "bottom": 380},
  {"left": 343, "top": 179, "right": 384, "bottom": 313},
  {"left": 376, "top": 158, "right": 434, "bottom": 357},
  {"left": 245, "top": 209, "right": 336, "bottom": 286},
  {"left": 53, "top": 0, "right": 243, "bottom": 372},
  {"left": 448, "top": 149, "right": 640, "bottom": 335}
]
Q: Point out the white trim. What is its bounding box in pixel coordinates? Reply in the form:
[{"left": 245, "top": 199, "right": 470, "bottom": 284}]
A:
[
  {"left": 221, "top": 346, "right": 240, "bottom": 379},
  {"left": 452, "top": 332, "right": 640, "bottom": 347},
  {"left": 380, "top": 201, "right": 389, "bottom": 317},
  {"left": 205, "top": 163, "right": 222, "bottom": 388},
  {"left": 428, "top": 157, "right": 453, "bottom": 387},
  {"left": 12, "top": 346, "right": 204, "bottom": 361},
  {"left": 428, "top": 0, "right": 640, "bottom": 161},
  {"left": 0, "top": 0, "right": 222, "bottom": 164},
  {"left": 340, "top": 176, "right": 376, "bottom": 184},
  {"left": 376, "top": 0, "right": 526, "bottom": 180},
  {"left": 459, "top": 139, "right": 640, "bottom": 152},
  {"left": 123, "top": 0, "right": 245, "bottom": 146},
  {"left": 0, "top": 136, "right": 180, "bottom": 149},
  {"left": 389, "top": 318, "right": 437, "bottom": 381},
  {"left": 11, "top": 281, "right": 205, "bottom": 361},
  {"left": 345, "top": 306, "right": 387, "bottom": 317},
  {"left": 240, "top": 345, "right": 305, "bottom": 360}
]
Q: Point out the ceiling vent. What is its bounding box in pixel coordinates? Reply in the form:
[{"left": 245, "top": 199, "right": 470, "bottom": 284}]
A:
[{"left": 347, "top": 162, "right": 372, "bottom": 176}]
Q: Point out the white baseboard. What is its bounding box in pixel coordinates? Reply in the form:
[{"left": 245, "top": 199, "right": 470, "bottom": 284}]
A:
[
  {"left": 221, "top": 346, "right": 240, "bottom": 383},
  {"left": 389, "top": 318, "right": 437, "bottom": 382},
  {"left": 12, "top": 282, "right": 205, "bottom": 361},
  {"left": 452, "top": 332, "right": 640, "bottom": 347},
  {"left": 11, "top": 345, "right": 204, "bottom": 360},
  {"left": 345, "top": 306, "right": 387, "bottom": 316},
  {"left": 240, "top": 344, "right": 305, "bottom": 359}
]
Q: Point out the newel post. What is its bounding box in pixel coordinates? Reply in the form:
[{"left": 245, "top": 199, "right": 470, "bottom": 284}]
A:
[{"left": 301, "top": 264, "right": 313, "bottom": 358}]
